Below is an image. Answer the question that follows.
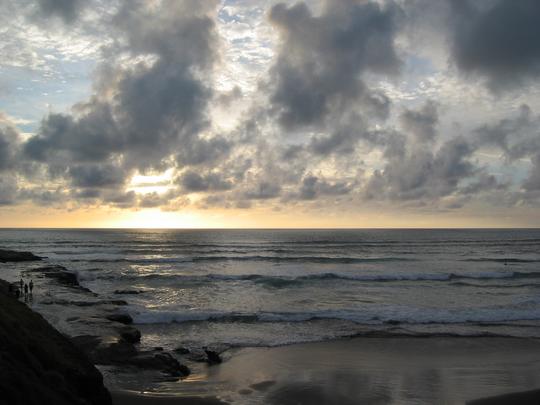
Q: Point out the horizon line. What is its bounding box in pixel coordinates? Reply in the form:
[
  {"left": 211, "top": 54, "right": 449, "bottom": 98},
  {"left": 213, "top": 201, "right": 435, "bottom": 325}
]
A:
[{"left": 1, "top": 227, "right": 539, "bottom": 231}]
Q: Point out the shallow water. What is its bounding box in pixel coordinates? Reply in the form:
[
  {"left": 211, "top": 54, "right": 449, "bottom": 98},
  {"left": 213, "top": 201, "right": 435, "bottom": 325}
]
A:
[{"left": 102, "top": 337, "right": 540, "bottom": 405}]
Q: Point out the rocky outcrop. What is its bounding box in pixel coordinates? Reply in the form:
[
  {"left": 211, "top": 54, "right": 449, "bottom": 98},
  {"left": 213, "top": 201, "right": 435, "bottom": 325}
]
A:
[
  {"left": 106, "top": 313, "right": 133, "bottom": 325},
  {"left": 71, "top": 336, "right": 190, "bottom": 378},
  {"left": 0, "top": 249, "right": 42, "bottom": 262},
  {"left": 0, "top": 279, "right": 112, "bottom": 405},
  {"left": 26, "top": 265, "right": 94, "bottom": 294}
]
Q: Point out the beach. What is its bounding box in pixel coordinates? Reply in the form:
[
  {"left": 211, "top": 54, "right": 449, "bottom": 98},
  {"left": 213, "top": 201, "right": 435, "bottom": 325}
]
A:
[{"left": 106, "top": 337, "right": 540, "bottom": 404}]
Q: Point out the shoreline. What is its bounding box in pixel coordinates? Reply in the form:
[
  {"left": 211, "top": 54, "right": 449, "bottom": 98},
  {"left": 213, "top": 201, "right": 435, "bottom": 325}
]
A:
[
  {"left": 103, "top": 336, "right": 540, "bottom": 404},
  {"left": 3, "top": 247, "right": 540, "bottom": 404}
]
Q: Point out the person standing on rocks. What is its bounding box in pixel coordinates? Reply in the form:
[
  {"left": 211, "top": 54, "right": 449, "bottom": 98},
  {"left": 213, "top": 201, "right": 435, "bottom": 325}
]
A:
[
  {"left": 29, "top": 279, "right": 34, "bottom": 295},
  {"left": 24, "top": 283, "right": 28, "bottom": 297},
  {"left": 19, "top": 277, "right": 23, "bottom": 292}
]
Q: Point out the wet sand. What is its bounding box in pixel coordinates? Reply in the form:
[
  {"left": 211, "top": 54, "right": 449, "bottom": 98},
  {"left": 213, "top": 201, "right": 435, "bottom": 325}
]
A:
[
  {"left": 108, "top": 336, "right": 540, "bottom": 404},
  {"left": 111, "top": 391, "right": 226, "bottom": 405}
]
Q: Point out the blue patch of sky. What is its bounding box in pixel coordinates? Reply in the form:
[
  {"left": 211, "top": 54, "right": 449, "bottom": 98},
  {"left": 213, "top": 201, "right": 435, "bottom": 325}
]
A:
[{"left": 0, "top": 56, "right": 95, "bottom": 133}]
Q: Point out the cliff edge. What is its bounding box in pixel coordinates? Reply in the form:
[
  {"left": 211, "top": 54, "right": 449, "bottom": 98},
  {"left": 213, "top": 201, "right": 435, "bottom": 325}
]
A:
[{"left": 0, "top": 278, "right": 112, "bottom": 405}]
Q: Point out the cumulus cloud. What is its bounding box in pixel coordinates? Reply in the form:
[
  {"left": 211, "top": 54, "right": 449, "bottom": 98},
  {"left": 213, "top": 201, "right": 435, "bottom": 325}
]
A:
[
  {"left": 366, "top": 136, "right": 477, "bottom": 202},
  {"left": 20, "top": 0, "right": 221, "bottom": 206},
  {"left": 35, "top": 0, "right": 86, "bottom": 23},
  {"left": 296, "top": 175, "right": 351, "bottom": 201},
  {"left": 0, "top": 126, "right": 20, "bottom": 172},
  {"left": 267, "top": 0, "right": 401, "bottom": 130},
  {"left": 178, "top": 170, "right": 233, "bottom": 192},
  {"left": 450, "top": 0, "right": 540, "bottom": 90},
  {"left": 399, "top": 101, "right": 439, "bottom": 142},
  {"left": 0, "top": 176, "right": 18, "bottom": 205}
]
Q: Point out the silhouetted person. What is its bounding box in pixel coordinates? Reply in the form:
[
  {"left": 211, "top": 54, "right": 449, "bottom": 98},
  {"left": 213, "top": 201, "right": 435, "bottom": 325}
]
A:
[
  {"left": 29, "top": 279, "right": 34, "bottom": 295},
  {"left": 19, "top": 278, "right": 23, "bottom": 291},
  {"left": 24, "top": 283, "right": 28, "bottom": 297}
]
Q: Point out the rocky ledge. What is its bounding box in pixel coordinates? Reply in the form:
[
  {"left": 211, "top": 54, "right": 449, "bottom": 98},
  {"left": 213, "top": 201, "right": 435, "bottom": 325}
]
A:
[
  {"left": 0, "top": 248, "right": 42, "bottom": 262},
  {"left": 0, "top": 278, "right": 112, "bottom": 405}
]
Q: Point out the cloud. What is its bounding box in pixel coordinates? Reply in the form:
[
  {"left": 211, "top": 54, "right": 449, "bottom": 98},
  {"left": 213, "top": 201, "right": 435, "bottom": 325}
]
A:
[
  {"left": 244, "top": 181, "right": 281, "bottom": 200},
  {"left": 22, "top": 0, "right": 221, "bottom": 202},
  {"left": 524, "top": 153, "right": 540, "bottom": 191},
  {"left": 474, "top": 104, "right": 540, "bottom": 194},
  {"left": 267, "top": 0, "right": 401, "bottom": 130},
  {"left": 475, "top": 104, "right": 540, "bottom": 160},
  {"left": 0, "top": 126, "right": 20, "bottom": 172},
  {"left": 450, "top": 0, "right": 540, "bottom": 90},
  {"left": 68, "top": 164, "right": 127, "bottom": 189},
  {"left": 0, "top": 175, "right": 18, "bottom": 205},
  {"left": 178, "top": 170, "right": 233, "bottom": 192},
  {"left": 35, "top": 0, "right": 86, "bottom": 23},
  {"left": 296, "top": 175, "right": 351, "bottom": 201},
  {"left": 366, "top": 136, "right": 477, "bottom": 202},
  {"left": 399, "top": 100, "right": 439, "bottom": 142}
]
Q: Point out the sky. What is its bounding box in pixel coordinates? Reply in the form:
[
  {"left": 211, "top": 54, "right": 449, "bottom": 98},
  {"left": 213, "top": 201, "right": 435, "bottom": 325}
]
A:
[{"left": 0, "top": 0, "right": 540, "bottom": 228}]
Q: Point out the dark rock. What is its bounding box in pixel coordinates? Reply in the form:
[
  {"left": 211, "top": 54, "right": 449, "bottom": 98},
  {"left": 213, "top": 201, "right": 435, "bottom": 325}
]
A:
[
  {"left": 119, "top": 326, "right": 141, "bottom": 344},
  {"left": 0, "top": 279, "right": 112, "bottom": 405},
  {"left": 205, "top": 349, "right": 222, "bottom": 365},
  {"left": 174, "top": 347, "right": 191, "bottom": 355},
  {"left": 0, "top": 249, "right": 42, "bottom": 262},
  {"left": 41, "top": 299, "right": 127, "bottom": 307},
  {"left": 384, "top": 320, "right": 401, "bottom": 325},
  {"left": 106, "top": 313, "right": 133, "bottom": 325},
  {"left": 27, "top": 266, "right": 84, "bottom": 289},
  {"left": 114, "top": 289, "right": 144, "bottom": 295},
  {"left": 127, "top": 352, "right": 190, "bottom": 377}
]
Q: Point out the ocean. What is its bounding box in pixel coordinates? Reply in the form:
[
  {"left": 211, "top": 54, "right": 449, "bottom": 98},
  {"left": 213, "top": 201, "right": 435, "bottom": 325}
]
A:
[{"left": 2, "top": 228, "right": 540, "bottom": 351}]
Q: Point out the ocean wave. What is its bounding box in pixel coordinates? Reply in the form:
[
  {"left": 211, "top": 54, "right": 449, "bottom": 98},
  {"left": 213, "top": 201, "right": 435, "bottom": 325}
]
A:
[
  {"left": 72, "top": 255, "right": 416, "bottom": 264},
  {"left": 461, "top": 258, "right": 540, "bottom": 263},
  {"left": 80, "top": 270, "right": 540, "bottom": 286},
  {"left": 130, "top": 307, "right": 540, "bottom": 326}
]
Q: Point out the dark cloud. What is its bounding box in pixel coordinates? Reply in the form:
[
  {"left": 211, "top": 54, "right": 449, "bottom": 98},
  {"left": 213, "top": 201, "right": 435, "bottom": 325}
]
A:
[
  {"left": 450, "top": 0, "right": 540, "bottom": 90},
  {"left": 68, "top": 164, "right": 127, "bottom": 189},
  {"left": 244, "top": 181, "right": 281, "bottom": 200},
  {"left": 22, "top": 0, "right": 221, "bottom": 205},
  {"left": 0, "top": 175, "right": 18, "bottom": 205},
  {"left": 399, "top": 101, "right": 439, "bottom": 142},
  {"left": 297, "top": 175, "right": 351, "bottom": 200},
  {"left": 474, "top": 105, "right": 540, "bottom": 193},
  {"left": 366, "top": 136, "right": 477, "bottom": 201},
  {"left": 179, "top": 170, "right": 233, "bottom": 192},
  {"left": 176, "top": 137, "right": 231, "bottom": 167},
  {"left": 35, "top": 0, "right": 86, "bottom": 23},
  {"left": 309, "top": 113, "right": 365, "bottom": 155},
  {"left": 524, "top": 153, "right": 540, "bottom": 191},
  {"left": 475, "top": 104, "right": 540, "bottom": 160},
  {"left": 267, "top": 0, "right": 401, "bottom": 130},
  {"left": 0, "top": 126, "right": 19, "bottom": 171}
]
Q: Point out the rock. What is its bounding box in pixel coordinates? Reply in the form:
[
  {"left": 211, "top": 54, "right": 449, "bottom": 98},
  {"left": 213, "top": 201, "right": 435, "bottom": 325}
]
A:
[
  {"left": 174, "top": 347, "right": 191, "bottom": 355},
  {"left": 0, "top": 249, "right": 42, "bottom": 262},
  {"left": 0, "top": 279, "right": 112, "bottom": 405},
  {"left": 384, "top": 320, "right": 401, "bottom": 325},
  {"left": 114, "top": 289, "right": 144, "bottom": 295},
  {"left": 119, "top": 326, "right": 141, "bottom": 344},
  {"left": 205, "top": 349, "right": 222, "bottom": 365},
  {"left": 41, "top": 299, "right": 127, "bottom": 307},
  {"left": 27, "top": 266, "right": 86, "bottom": 291},
  {"left": 106, "top": 313, "right": 133, "bottom": 325},
  {"left": 127, "top": 352, "right": 190, "bottom": 377}
]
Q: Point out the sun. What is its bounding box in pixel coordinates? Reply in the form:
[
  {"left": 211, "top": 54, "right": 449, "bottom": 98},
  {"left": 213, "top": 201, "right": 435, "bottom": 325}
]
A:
[{"left": 111, "top": 209, "right": 207, "bottom": 229}]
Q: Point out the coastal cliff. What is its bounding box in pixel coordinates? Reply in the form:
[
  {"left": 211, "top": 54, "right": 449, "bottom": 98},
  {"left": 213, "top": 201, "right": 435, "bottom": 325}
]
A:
[{"left": 0, "top": 278, "right": 112, "bottom": 405}]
